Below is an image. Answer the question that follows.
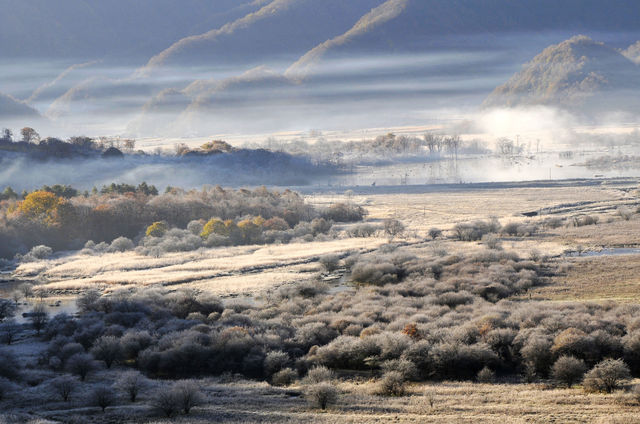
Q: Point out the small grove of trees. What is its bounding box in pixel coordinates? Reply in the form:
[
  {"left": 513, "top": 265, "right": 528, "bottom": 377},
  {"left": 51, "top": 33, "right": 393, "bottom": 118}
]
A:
[
  {"left": 0, "top": 128, "right": 137, "bottom": 158},
  {"left": 1, "top": 184, "right": 360, "bottom": 259}
]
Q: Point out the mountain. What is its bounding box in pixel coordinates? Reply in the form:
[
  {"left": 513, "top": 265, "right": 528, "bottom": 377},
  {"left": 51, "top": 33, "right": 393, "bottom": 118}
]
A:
[
  {"left": 285, "top": 0, "right": 640, "bottom": 80},
  {"left": 138, "top": 0, "right": 385, "bottom": 74},
  {"left": 11, "top": 0, "right": 640, "bottom": 136},
  {"left": 128, "top": 67, "right": 298, "bottom": 135},
  {"left": 0, "top": 93, "right": 41, "bottom": 117},
  {"left": 483, "top": 36, "right": 640, "bottom": 113}
]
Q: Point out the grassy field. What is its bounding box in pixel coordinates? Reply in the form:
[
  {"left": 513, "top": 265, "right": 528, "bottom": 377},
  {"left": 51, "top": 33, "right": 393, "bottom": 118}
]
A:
[
  {"left": 8, "top": 376, "right": 638, "bottom": 423},
  {"left": 530, "top": 255, "right": 640, "bottom": 303}
]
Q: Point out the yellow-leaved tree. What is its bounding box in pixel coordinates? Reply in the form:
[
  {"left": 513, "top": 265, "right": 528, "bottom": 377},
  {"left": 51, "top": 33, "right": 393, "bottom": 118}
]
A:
[{"left": 18, "top": 191, "right": 65, "bottom": 226}]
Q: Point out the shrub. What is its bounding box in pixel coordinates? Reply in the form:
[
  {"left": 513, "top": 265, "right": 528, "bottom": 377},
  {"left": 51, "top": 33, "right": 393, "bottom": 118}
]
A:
[
  {"left": 319, "top": 254, "right": 340, "bottom": 272},
  {"left": 476, "top": 366, "right": 495, "bottom": 383},
  {"left": 381, "top": 359, "right": 418, "bottom": 381},
  {"left": 28, "top": 303, "right": 48, "bottom": 335},
  {"left": 90, "top": 385, "right": 116, "bottom": 412},
  {"left": 311, "top": 218, "right": 332, "bottom": 236},
  {"left": 583, "top": 359, "right": 631, "bottom": 393},
  {"left": 453, "top": 219, "right": 500, "bottom": 241},
  {"left": 378, "top": 371, "right": 406, "bottom": 396},
  {"left": 429, "top": 343, "right": 498, "bottom": 380},
  {"left": 482, "top": 234, "right": 502, "bottom": 250},
  {"left": 90, "top": 335, "right": 122, "bottom": 368},
  {"left": 551, "top": 356, "right": 587, "bottom": 387},
  {"left": 571, "top": 215, "right": 599, "bottom": 227},
  {"left": 501, "top": 222, "right": 520, "bottom": 236},
  {"left": 116, "top": 371, "right": 147, "bottom": 402},
  {"left": 66, "top": 353, "right": 97, "bottom": 381},
  {"left": 76, "top": 290, "right": 101, "bottom": 312},
  {"left": 50, "top": 376, "right": 76, "bottom": 401},
  {"left": 23, "top": 245, "right": 54, "bottom": 261},
  {"left": 264, "top": 351, "right": 289, "bottom": 376},
  {"left": 152, "top": 386, "right": 180, "bottom": 417},
  {"left": 108, "top": 237, "right": 134, "bottom": 252},
  {"left": 120, "top": 330, "right": 153, "bottom": 361},
  {"left": 551, "top": 328, "right": 597, "bottom": 363},
  {"left": 146, "top": 221, "right": 168, "bottom": 237},
  {"left": 172, "top": 380, "right": 203, "bottom": 415},
  {"left": 305, "top": 382, "right": 338, "bottom": 410},
  {"left": 272, "top": 368, "right": 297, "bottom": 386},
  {"left": 303, "top": 366, "right": 334, "bottom": 385},
  {"left": 521, "top": 337, "right": 553, "bottom": 379},
  {"left": 322, "top": 203, "right": 364, "bottom": 222},
  {"left": 383, "top": 219, "right": 405, "bottom": 239},
  {"left": 428, "top": 227, "right": 442, "bottom": 240},
  {"left": 348, "top": 223, "right": 378, "bottom": 237},
  {"left": 187, "top": 220, "right": 204, "bottom": 236},
  {"left": 351, "top": 261, "right": 399, "bottom": 285}
]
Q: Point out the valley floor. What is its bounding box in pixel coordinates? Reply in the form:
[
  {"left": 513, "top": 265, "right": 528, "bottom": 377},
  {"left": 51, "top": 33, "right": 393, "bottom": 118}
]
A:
[{"left": 3, "top": 177, "right": 640, "bottom": 423}]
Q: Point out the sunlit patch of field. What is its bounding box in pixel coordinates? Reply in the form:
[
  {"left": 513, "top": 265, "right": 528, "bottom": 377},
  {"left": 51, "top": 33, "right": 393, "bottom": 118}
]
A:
[
  {"left": 526, "top": 254, "right": 640, "bottom": 303},
  {"left": 309, "top": 185, "right": 627, "bottom": 235},
  {"left": 35, "top": 377, "right": 637, "bottom": 424},
  {"left": 553, "top": 218, "right": 640, "bottom": 248},
  {"left": 16, "top": 238, "right": 386, "bottom": 296}
]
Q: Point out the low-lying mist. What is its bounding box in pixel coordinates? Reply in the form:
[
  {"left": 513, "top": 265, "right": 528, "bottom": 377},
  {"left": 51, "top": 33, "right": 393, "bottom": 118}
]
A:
[{"left": 0, "top": 149, "right": 336, "bottom": 193}]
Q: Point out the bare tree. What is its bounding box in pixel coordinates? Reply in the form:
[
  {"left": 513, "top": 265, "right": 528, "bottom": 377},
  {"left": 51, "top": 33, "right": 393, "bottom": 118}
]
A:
[
  {"left": 173, "top": 380, "right": 203, "bottom": 415},
  {"left": 305, "top": 382, "right": 338, "bottom": 410},
  {"left": 90, "top": 385, "right": 116, "bottom": 412},
  {"left": 152, "top": 387, "right": 179, "bottom": 418},
  {"left": 383, "top": 219, "right": 405, "bottom": 240},
  {"left": 66, "top": 353, "right": 97, "bottom": 381},
  {"left": 51, "top": 376, "right": 77, "bottom": 401},
  {"left": 116, "top": 371, "right": 147, "bottom": 403},
  {"left": 90, "top": 336, "right": 122, "bottom": 368},
  {"left": 123, "top": 138, "right": 136, "bottom": 152},
  {"left": 28, "top": 303, "right": 48, "bottom": 335}
]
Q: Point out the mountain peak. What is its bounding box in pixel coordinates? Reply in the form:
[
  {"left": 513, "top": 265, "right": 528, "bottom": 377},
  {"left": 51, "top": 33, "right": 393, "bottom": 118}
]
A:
[{"left": 483, "top": 35, "right": 640, "bottom": 112}]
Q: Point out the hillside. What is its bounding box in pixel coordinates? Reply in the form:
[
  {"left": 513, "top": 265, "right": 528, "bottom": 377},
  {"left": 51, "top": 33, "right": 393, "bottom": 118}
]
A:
[
  {"left": 139, "top": 0, "right": 385, "bottom": 73},
  {"left": 128, "top": 67, "right": 298, "bottom": 135},
  {"left": 286, "top": 0, "right": 640, "bottom": 79},
  {"left": 483, "top": 36, "right": 640, "bottom": 112},
  {"left": 0, "top": 93, "right": 41, "bottom": 117}
]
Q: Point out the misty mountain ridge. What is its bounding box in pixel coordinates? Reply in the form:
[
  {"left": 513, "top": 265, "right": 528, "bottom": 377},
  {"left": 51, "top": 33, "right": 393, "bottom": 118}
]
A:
[
  {"left": 0, "top": 93, "right": 41, "bottom": 117},
  {"left": 6, "top": 1, "right": 640, "bottom": 136},
  {"left": 483, "top": 35, "right": 640, "bottom": 114}
]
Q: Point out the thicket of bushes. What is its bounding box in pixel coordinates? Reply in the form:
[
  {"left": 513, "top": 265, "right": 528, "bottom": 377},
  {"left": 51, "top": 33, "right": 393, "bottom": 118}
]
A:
[
  {"left": 1, "top": 242, "right": 640, "bottom": 419},
  {"left": 0, "top": 184, "right": 365, "bottom": 259},
  {"left": 3, "top": 244, "right": 637, "bottom": 391}
]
